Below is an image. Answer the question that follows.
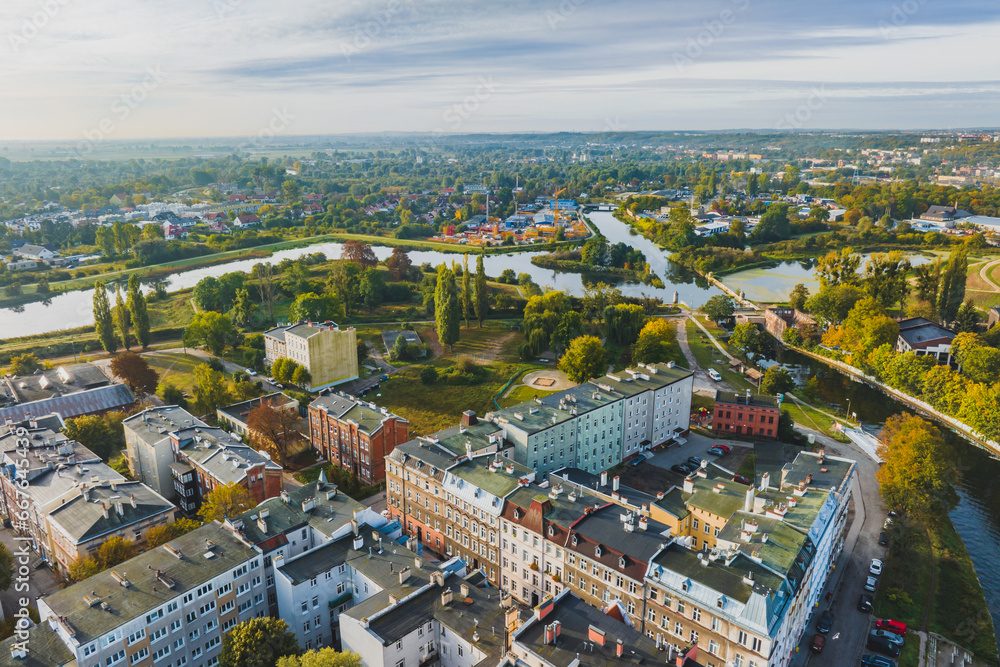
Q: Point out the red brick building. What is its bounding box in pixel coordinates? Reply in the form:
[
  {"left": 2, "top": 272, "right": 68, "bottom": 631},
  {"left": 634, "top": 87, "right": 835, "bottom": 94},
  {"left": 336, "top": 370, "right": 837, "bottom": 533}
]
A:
[
  {"left": 308, "top": 392, "right": 409, "bottom": 485},
  {"left": 712, "top": 390, "right": 780, "bottom": 438},
  {"left": 764, "top": 307, "right": 815, "bottom": 341}
]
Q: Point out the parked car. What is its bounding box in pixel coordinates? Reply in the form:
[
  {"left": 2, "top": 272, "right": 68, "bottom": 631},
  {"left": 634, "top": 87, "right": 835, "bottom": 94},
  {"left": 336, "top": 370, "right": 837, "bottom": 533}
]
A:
[
  {"left": 687, "top": 456, "right": 705, "bottom": 468},
  {"left": 878, "top": 531, "right": 889, "bottom": 546},
  {"left": 858, "top": 594, "right": 874, "bottom": 613},
  {"left": 809, "top": 634, "right": 826, "bottom": 652},
  {"left": 380, "top": 374, "right": 389, "bottom": 381},
  {"left": 707, "top": 369, "right": 722, "bottom": 381},
  {"left": 864, "top": 576, "right": 878, "bottom": 592},
  {"left": 861, "top": 655, "right": 896, "bottom": 667},
  {"left": 631, "top": 455, "right": 647, "bottom": 467},
  {"left": 870, "top": 558, "right": 883, "bottom": 576},
  {"left": 867, "top": 635, "right": 901, "bottom": 658},
  {"left": 733, "top": 474, "right": 752, "bottom": 485},
  {"left": 708, "top": 447, "right": 727, "bottom": 456},
  {"left": 870, "top": 629, "right": 904, "bottom": 646},
  {"left": 875, "top": 619, "right": 907, "bottom": 636},
  {"left": 883, "top": 517, "right": 894, "bottom": 530},
  {"left": 714, "top": 444, "right": 732, "bottom": 454},
  {"left": 672, "top": 463, "right": 695, "bottom": 475},
  {"left": 245, "top": 368, "right": 258, "bottom": 376},
  {"left": 816, "top": 610, "right": 834, "bottom": 634}
]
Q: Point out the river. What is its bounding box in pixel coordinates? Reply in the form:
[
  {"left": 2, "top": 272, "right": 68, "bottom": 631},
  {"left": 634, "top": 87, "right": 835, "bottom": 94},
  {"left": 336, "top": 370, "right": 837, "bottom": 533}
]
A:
[
  {"left": 778, "top": 348, "right": 1000, "bottom": 648},
  {"left": 0, "top": 211, "right": 721, "bottom": 339}
]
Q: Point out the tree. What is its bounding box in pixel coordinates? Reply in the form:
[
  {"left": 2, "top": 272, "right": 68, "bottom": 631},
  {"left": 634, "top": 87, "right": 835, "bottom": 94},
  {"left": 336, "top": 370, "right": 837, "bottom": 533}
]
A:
[
  {"left": 328, "top": 261, "right": 363, "bottom": 315},
  {"left": 292, "top": 365, "right": 312, "bottom": 388},
  {"left": 920, "top": 365, "right": 970, "bottom": 415},
  {"left": 386, "top": 247, "right": 412, "bottom": 280},
  {"left": 271, "top": 357, "right": 301, "bottom": 384},
  {"left": 358, "top": 269, "right": 386, "bottom": 312},
  {"left": 759, "top": 366, "right": 795, "bottom": 395},
  {"left": 498, "top": 268, "right": 517, "bottom": 284},
  {"left": 185, "top": 312, "right": 238, "bottom": 355},
  {"left": 604, "top": 303, "right": 647, "bottom": 346},
  {"left": 750, "top": 203, "right": 790, "bottom": 242},
  {"left": 281, "top": 179, "right": 302, "bottom": 202},
  {"left": 551, "top": 311, "right": 584, "bottom": 352},
  {"left": 145, "top": 518, "right": 201, "bottom": 548},
  {"left": 581, "top": 235, "right": 609, "bottom": 266},
  {"left": 193, "top": 363, "right": 230, "bottom": 414},
  {"left": 863, "top": 251, "right": 911, "bottom": 310},
  {"left": 252, "top": 262, "right": 278, "bottom": 322},
  {"left": 340, "top": 240, "right": 378, "bottom": 269},
  {"left": 559, "top": 335, "right": 605, "bottom": 383},
  {"left": 276, "top": 649, "right": 362, "bottom": 667},
  {"left": 219, "top": 617, "right": 299, "bottom": 667},
  {"left": 956, "top": 344, "right": 1000, "bottom": 384},
  {"left": 127, "top": 274, "right": 151, "bottom": 348},
  {"left": 36, "top": 277, "right": 50, "bottom": 295},
  {"left": 815, "top": 248, "right": 861, "bottom": 288},
  {"left": 290, "top": 292, "right": 345, "bottom": 323},
  {"left": 805, "top": 285, "right": 866, "bottom": 325},
  {"left": 113, "top": 283, "right": 131, "bottom": 350},
  {"left": 110, "top": 351, "right": 159, "bottom": 395},
  {"left": 69, "top": 536, "right": 137, "bottom": 582},
  {"left": 419, "top": 366, "right": 438, "bottom": 384},
  {"left": 823, "top": 297, "right": 898, "bottom": 359},
  {"left": 730, "top": 322, "right": 766, "bottom": 362},
  {"left": 473, "top": 254, "right": 488, "bottom": 327},
  {"left": 93, "top": 281, "right": 117, "bottom": 353},
  {"left": 7, "top": 352, "right": 41, "bottom": 376},
  {"left": 701, "top": 295, "right": 735, "bottom": 323},
  {"left": 913, "top": 258, "right": 942, "bottom": 308},
  {"left": 788, "top": 284, "right": 809, "bottom": 311},
  {"left": 954, "top": 300, "right": 980, "bottom": 333},
  {"left": 6, "top": 282, "right": 22, "bottom": 298},
  {"left": 247, "top": 401, "right": 299, "bottom": 465},
  {"left": 0, "top": 543, "right": 12, "bottom": 592},
  {"left": 461, "top": 254, "right": 472, "bottom": 328},
  {"left": 158, "top": 382, "right": 186, "bottom": 407},
  {"left": 231, "top": 287, "right": 256, "bottom": 327},
  {"left": 632, "top": 318, "right": 677, "bottom": 364},
  {"left": 63, "top": 413, "right": 123, "bottom": 460},
  {"left": 199, "top": 482, "right": 252, "bottom": 523},
  {"left": 581, "top": 283, "right": 622, "bottom": 322},
  {"left": 193, "top": 276, "right": 223, "bottom": 311},
  {"left": 958, "top": 382, "right": 1000, "bottom": 441},
  {"left": 876, "top": 414, "right": 957, "bottom": 518},
  {"left": 937, "top": 247, "right": 968, "bottom": 324},
  {"left": 434, "top": 263, "right": 460, "bottom": 351}
]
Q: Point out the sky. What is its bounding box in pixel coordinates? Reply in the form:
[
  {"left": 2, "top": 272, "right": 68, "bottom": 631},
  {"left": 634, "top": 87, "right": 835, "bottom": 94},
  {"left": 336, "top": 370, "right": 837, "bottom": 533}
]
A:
[{"left": 2, "top": 0, "right": 1000, "bottom": 141}]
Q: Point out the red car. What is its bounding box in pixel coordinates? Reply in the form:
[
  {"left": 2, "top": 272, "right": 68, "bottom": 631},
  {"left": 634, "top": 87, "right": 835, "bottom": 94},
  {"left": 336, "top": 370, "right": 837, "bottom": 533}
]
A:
[
  {"left": 875, "top": 619, "right": 907, "bottom": 636},
  {"left": 733, "top": 474, "right": 752, "bottom": 485},
  {"left": 715, "top": 444, "right": 732, "bottom": 454}
]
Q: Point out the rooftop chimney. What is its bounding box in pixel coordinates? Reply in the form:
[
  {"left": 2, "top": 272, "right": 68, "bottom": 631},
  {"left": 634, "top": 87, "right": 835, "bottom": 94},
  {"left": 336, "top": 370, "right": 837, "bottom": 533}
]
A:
[
  {"left": 101, "top": 502, "right": 109, "bottom": 519},
  {"left": 759, "top": 472, "right": 770, "bottom": 492},
  {"left": 398, "top": 567, "right": 411, "bottom": 585},
  {"left": 616, "top": 639, "right": 624, "bottom": 657},
  {"left": 744, "top": 487, "right": 754, "bottom": 513},
  {"left": 612, "top": 476, "right": 620, "bottom": 492},
  {"left": 461, "top": 410, "right": 478, "bottom": 427},
  {"left": 441, "top": 587, "right": 453, "bottom": 606},
  {"left": 588, "top": 625, "right": 606, "bottom": 646},
  {"left": 460, "top": 583, "right": 470, "bottom": 598},
  {"left": 129, "top": 494, "right": 136, "bottom": 509},
  {"left": 600, "top": 471, "right": 608, "bottom": 487}
]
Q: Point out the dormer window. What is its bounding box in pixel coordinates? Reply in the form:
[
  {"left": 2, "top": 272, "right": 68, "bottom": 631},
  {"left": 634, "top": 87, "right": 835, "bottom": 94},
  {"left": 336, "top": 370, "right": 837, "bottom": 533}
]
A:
[
  {"left": 682, "top": 581, "right": 689, "bottom": 592},
  {"left": 571, "top": 535, "right": 578, "bottom": 547},
  {"left": 513, "top": 510, "right": 520, "bottom": 520},
  {"left": 619, "top": 556, "right": 626, "bottom": 568},
  {"left": 547, "top": 526, "right": 555, "bottom": 537},
  {"left": 594, "top": 545, "right": 602, "bottom": 557}
]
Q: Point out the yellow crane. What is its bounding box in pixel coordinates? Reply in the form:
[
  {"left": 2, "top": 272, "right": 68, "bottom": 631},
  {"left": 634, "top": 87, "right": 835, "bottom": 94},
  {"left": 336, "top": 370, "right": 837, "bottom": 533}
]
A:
[{"left": 552, "top": 187, "right": 567, "bottom": 228}]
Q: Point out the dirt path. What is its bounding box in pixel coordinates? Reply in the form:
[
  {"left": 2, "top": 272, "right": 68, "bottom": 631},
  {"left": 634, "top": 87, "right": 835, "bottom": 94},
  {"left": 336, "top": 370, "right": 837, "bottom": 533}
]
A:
[
  {"left": 674, "top": 314, "right": 700, "bottom": 370},
  {"left": 976, "top": 258, "right": 1000, "bottom": 292}
]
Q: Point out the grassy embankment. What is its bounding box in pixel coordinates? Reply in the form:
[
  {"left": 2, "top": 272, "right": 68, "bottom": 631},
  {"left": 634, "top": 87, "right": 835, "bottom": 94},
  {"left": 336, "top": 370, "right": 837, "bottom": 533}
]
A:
[{"left": 875, "top": 515, "right": 998, "bottom": 665}]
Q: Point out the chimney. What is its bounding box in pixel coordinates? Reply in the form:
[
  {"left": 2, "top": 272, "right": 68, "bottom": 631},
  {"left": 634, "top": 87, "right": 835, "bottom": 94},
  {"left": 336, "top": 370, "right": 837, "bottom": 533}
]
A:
[
  {"left": 600, "top": 471, "right": 608, "bottom": 487},
  {"left": 612, "top": 476, "right": 620, "bottom": 492},
  {"left": 441, "top": 587, "right": 453, "bottom": 606},
  {"left": 616, "top": 639, "right": 624, "bottom": 657},
  {"left": 545, "top": 623, "right": 557, "bottom": 645},
  {"left": 101, "top": 502, "right": 109, "bottom": 519},
  {"left": 414, "top": 557, "right": 422, "bottom": 570},
  {"left": 82, "top": 487, "right": 90, "bottom": 501},
  {"left": 353, "top": 534, "right": 364, "bottom": 550},
  {"left": 554, "top": 620, "right": 561, "bottom": 639},
  {"left": 431, "top": 571, "right": 445, "bottom": 587},
  {"left": 113, "top": 497, "right": 123, "bottom": 516},
  {"left": 638, "top": 517, "right": 648, "bottom": 531},
  {"left": 759, "top": 472, "right": 770, "bottom": 492},
  {"left": 398, "top": 567, "right": 411, "bottom": 585},
  {"left": 460, "top": 583, "right": 470, "bottom": 598},
  {"left": 588, "top": 625, "right": 606, "bottom": 646},
  {"left": 461, "top": 410, "right": 478, "bottom": 427},
  {"left": 818, "top": 448, "right": 825, "bottom": 464},
  {"left": 129, "top": 494, "right": 136, "bottom": 509},
  {"left": 744, "top": 487, "right": 754, "bottom": 513}
]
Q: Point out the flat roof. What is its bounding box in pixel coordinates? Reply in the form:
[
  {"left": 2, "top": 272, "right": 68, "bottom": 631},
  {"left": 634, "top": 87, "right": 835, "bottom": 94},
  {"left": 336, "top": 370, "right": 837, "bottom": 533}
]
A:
[{"left": 715, "top": 391, "right": 779, "bottom": 409}]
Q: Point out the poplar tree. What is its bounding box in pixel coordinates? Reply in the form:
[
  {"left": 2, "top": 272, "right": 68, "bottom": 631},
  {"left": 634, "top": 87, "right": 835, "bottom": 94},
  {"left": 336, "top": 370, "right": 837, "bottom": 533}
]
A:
[
  {"left": 127, "top": 274, "right": 151, "bottom": 349},
  {"left": 474, "top": 253, "right": 488, "bottom": 327},
  {"left": 114, "top": 283, "right": 131, "bottom": 350},
  {"left": 461, "top": 254, "right": 472, "bottom": 328},
  {"left": 435, "top": 264, "right": 460, "bottom": 351},
  {"left": 93, "top": 281, "right": 117, "bottom": 353}
]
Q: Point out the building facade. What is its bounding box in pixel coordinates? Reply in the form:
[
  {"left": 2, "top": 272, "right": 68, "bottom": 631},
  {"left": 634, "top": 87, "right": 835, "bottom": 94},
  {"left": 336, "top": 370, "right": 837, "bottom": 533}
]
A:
[
  {"left": 123, "top": 406, "right": 204, "bottom": 500},
  {"left": 712, "top": 391, "right": 780, "bottom": 439},
  {"left": 263, "top": 321, "right": 359, "bottom": 391}
]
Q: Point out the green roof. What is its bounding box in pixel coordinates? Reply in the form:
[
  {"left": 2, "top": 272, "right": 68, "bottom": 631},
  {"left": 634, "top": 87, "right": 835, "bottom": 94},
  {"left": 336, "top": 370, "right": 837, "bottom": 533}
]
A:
[
  {"left": 684, "top": 469, "right": 748, "bottom": 519},
  {"left": 654, "top": 487, "right": 691, "bottom": 520}
]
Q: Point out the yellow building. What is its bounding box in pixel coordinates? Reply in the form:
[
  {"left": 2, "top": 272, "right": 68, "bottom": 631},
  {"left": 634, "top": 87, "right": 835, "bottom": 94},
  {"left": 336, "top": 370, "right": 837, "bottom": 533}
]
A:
[{"left": 263, "top": 320, "right": 359, "bottom": 390}]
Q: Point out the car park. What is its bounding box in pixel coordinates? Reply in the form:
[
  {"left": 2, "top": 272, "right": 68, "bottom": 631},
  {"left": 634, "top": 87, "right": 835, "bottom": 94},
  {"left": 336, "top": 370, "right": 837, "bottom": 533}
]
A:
[
  {"left": 732, "top": 474, "right": 751, "bottom": 485},
  {"left": 861, "top": 655, "right": 896, "bottom": 667},
  {"left": 865, "top": 576, "right": 878, "bottom": 592},
  {"left": 858, "top": 594, "right": 874, "bottom": 613},
  {"left": 870, "top": 559, "right": 883, "bottom": 575},
  {"left": 816, "top": 610, "right": 834, "bottom": 634},
  {"left": 875, "top": 619, "right": 907, "bottom": 636},
  {"left": 867, "top": 635, "right": 901, "bottom": 658},
  {"left": 810, "top": 634, "right": 826, "bottom": 652},
  {"left": 707, "top": 369, "right": 722, "bottom": 381},
  {"left": 870, "top": 629, "right": 904, "bottom": 646}
]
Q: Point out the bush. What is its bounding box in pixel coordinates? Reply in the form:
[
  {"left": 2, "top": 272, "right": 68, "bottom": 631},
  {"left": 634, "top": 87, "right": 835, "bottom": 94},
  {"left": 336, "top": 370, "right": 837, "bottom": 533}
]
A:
[{"left": 419, "top": 366, "right": 437, "bottom": 385}]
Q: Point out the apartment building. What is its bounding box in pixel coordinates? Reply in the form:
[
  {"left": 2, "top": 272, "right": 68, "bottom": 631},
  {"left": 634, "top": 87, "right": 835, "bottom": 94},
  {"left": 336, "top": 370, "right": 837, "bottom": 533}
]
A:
[
  {"left": 216, "top": 392, "right": 300, "bottom": 439},
  {"left": 37, "top": 523, "right": 268, "bottom": 667},
  {"left": 46, "top": 480, "right": 175, "bottom": 578},
  {"left": 712, "top": 391, "right": 781, "bottom": 439},
  {"left": 170, "top": 425, "right": 283, "bottom": 515},
  {"left": 490, "top": 363, "right": 693, "bottom": 476},
  {"left": 308, "top": 392, "right": 410, "bottom": 485},
  {"left": 123, "top": 406, "right": 204, "bottom": 500},
  {"left": 263, "top": 321, "right": 359, "bottom": 391}
]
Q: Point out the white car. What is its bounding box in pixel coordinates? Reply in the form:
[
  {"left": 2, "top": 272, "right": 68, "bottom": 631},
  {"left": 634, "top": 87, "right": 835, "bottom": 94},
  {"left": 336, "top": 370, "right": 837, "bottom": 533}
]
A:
[
  {"left": 245, "top": 368, "right": 258, "bottom": 376},
  {"left": 707, "top": 369, "right": 722, "bottom": 381},
  {"left": 869, "top": 559, "right": 883, "bottom": 576}
]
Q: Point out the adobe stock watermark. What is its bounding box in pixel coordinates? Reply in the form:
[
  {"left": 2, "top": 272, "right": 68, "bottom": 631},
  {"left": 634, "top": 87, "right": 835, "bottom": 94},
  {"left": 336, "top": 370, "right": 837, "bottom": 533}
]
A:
[
  {"left": 546, "top": 0, "right": 586, "bottom": 30},
  {"left": 441, "top": 76, "right": 498, "bottom": 131},
  {"left": 877, "top": 0, "right": 929, "bottom": 39},
  {"left": 7, "top": 0, "right": 74, "bottom": 54},
  {"left": 341, "top": 0, "right": 413, "bottom": 62},
  {"left": 212, "top": 0, "right": 244, "bottom": 20},
  {"left": 234, "top": 107, "right": 296, "bottom": 154},
  {"left": 776, "top": 86, "right": 828, "bottom": 130},
  {"left": 72, "top": 65, "right": 167, "bottom": 159},
  {"left": 672, "top": 0, "right": 751, "bottom": 75},
  {"left": 604, "top": 115, "right": 627, "bottom": 132}
]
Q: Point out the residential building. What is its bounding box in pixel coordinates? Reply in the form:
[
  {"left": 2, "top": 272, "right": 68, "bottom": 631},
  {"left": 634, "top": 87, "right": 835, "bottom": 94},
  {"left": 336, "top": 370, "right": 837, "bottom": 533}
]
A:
[
  {"left": 712, "top": 391, "right": 780, "bottom": 439},
  {"left": 123, "top": 406, "right": 204, "bottom": 500},
  {"left": 216, "top": 392, "right": 300, "bottom": 439},
  {"left": 896, "top": 317, "right": 957, "bottom": 363},
  {"left": 170, "top": 425, "right": 283, "bottom": 515},
  {"left": 0, "top": 362, "right": 110, "bottom": 408},
  {"left": 233, "top": 213, "right": 260, "bottom": 227},
  {"left": 308, "top": 392, "right": 409, "bottom": 485},
  {"left": 764, "top": 308, "right": 815, "bottom": 341},
  {"left": 0, "top": 622, "right": 74, "bottom": 667},
  {"left": 37, "top": 523, "right": 267, "bottom": 667},
  {"left": 263, "top": 321, "right": 359, "bottom": 391},
  {"left": 45, "top": 480, "right": 175, "bottom": 577},
  {"left": 14, "top": 244, "right": 58, "bottom": 261},
  {"left": 0, "top": 384, "right": 133, "bottom": 425},
  {"left": 491, "top": 363, "right": 693, "bottom": 476}
]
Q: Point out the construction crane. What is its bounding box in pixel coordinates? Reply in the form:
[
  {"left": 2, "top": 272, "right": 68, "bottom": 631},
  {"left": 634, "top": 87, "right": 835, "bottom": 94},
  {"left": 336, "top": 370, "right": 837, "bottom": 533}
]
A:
[{"left": 552, "top": 187, "right": 567, "bottom": 229}]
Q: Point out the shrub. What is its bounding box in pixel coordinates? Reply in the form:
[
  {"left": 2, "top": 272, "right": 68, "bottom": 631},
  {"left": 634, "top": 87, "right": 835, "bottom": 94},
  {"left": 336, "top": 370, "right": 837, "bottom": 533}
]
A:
[{"left": 419, "top": 366, "right": 438, "bottom": 385}]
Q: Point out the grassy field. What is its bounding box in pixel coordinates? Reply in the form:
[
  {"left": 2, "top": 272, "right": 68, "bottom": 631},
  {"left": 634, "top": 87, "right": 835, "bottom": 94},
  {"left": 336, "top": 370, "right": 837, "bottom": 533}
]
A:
[
  {"left": 148, "top": 289, "right": 198, "bottom": 329},
  {"left": 144, "top": 352, "right": 208, "bottom": 395}
]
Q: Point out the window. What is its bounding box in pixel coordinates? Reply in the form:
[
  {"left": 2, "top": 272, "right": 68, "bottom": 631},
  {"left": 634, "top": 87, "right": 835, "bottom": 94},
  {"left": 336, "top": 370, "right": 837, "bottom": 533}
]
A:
[
  {"left": 106, "top": 650, "right": 126, "bottom": 666},
  {"left": 129, "top": 647, "right": 149, "bottom": 664}
]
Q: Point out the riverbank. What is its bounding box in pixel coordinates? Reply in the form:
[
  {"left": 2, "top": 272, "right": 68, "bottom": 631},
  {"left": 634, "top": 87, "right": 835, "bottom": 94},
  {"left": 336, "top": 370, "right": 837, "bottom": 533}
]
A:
[{"left": 529, "top": 254, "right": 656, "bottom": 284}]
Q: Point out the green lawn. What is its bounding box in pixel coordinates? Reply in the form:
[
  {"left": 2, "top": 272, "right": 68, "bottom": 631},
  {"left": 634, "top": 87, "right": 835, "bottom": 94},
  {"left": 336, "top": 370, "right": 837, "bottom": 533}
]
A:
[
  {"left": 145, "top": 352, "right": 208, "bottom": 395},
  {"left": 499, "top": 384, "right": 559, "bottom": 408},
  {"left": 147, "top": 289, "right": 198, "bottom": 329}
]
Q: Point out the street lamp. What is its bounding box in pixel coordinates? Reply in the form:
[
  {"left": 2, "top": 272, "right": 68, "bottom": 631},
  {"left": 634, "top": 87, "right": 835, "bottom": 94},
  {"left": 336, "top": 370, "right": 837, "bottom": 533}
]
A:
[{"left": 846, "top": 398, "right": 852, "bottom": 423}]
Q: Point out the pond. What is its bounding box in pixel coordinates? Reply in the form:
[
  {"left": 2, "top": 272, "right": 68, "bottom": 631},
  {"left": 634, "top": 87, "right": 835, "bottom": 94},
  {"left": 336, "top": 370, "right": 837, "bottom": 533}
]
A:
[{"left": 0, "top": 211, "right": 721, "bottom": 339}]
